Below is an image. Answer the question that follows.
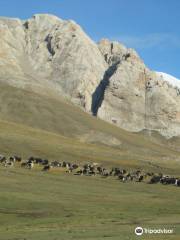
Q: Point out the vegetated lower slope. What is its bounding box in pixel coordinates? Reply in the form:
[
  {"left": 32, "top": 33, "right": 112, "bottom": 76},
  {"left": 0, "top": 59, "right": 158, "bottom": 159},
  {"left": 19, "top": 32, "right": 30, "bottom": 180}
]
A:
[
  {"left": 0, "top": 167, "right": 180, "bottom": 240},
  {"left": 0, "top": 82, "right": 180, "bottom": 173}
]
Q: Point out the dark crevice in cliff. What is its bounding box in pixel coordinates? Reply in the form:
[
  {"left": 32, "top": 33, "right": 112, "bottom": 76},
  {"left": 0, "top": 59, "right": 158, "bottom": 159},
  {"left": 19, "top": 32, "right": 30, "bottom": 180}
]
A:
[
  {"left": 91, "top": 61, "right": 120, "bottom": 116},
  {"left": 45, "top": 35, "right": 55, "bottom": 57}
]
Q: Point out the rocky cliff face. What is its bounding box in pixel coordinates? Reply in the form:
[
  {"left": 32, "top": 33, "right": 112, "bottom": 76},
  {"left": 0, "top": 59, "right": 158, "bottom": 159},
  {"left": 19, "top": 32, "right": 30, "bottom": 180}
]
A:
[
  {"left": 95, "top": 39, "right": 147, "bottom": 132},
  {"left": 0, "top": 14, "right": 106, "bottom": 112},
  {"left": 96, "top": 39, "right": 180, "bottom": 137},
  {"left": 0, "top": 14, "right": 180, "bottom": 137}
]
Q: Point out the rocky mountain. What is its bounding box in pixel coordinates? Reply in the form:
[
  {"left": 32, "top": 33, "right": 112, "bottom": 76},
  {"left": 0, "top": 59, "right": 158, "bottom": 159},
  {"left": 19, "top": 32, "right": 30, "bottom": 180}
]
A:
[
  {"left": 0, "top": 14, "right": 180, "bottom": 138},
  {"left": 97, "top": 40, "right": 180, "bottom": 138}
]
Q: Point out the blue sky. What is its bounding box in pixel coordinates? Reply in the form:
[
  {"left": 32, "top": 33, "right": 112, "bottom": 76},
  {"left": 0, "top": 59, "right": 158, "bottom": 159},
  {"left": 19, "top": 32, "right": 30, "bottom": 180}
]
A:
[{"left": 0, "top": 0, "right": 180, "bottom": 78}]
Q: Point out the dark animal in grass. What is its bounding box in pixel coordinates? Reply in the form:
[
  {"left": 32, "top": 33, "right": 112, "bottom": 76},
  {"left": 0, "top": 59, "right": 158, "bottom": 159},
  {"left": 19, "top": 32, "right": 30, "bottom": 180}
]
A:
[
  {"left": 97, "top": 166, "right": 103, "bottom": 174},
  {"left": 28, "top": 156, "right": 35, "bottom": 162},
  {"left": 34, "top": 158, "right": 44, "bottom": 164},
  {"left": 118, "top": 174, "right": 124, "bottom": 180},
  {"left": 21, "top": 161, "right": 33, "bottom": 169},
  {"left": 27, "top": 162, "right": 34, "bottom": 169},
  {"left": 149, "top": 175, "right": 161, "bottom": 184},
  {"left": 42, "top": 165, "right": 51, "bottom": 171},
  {"left": 82, "top": 168, "right": 88, "bottom": 175},
  {"left": 121, "top": 169, "right": 127, "bottom": 175},
  {"left": 9, "top": 156, "right": 15, "bottom": 162},
  {"left": 135, "top": 170, "right": 141, "bottom": 176},
  {"left": 138, "top": 175, "right": 144, "bottom": 182},
  {"left": 9, "top": 156, "right": 21, "bottom": 162},
  {"left": 88, "top": 170, "right": 96, "bottom": 176},
  {"left": 160, "top": 177, "right": 176, "bottom": 185},
  {"left": 110, "top": 168, "right": 121, "bottom": 176},
  {"left": 0, "top": 156, "right": 6, "bottom": 163},
  {"left": 126, "top": 173, "right": 134, "bottom": 181},
  {"left": 72, "top": 164, "right": 78, "bottom": 169},
  {"left": 15, "top": 156, "right": 22, "bottom": 162},
  {"left": 62, "top": 161, "right": 67, "bottom": 167},
  {"left": 42, "top": 159, "right": 49, "bottom": 165}
]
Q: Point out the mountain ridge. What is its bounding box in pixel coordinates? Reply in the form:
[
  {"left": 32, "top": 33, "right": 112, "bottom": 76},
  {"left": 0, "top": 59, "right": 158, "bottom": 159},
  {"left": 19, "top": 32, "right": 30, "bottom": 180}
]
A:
[{"left": 0, "top": 14, "right": 180, "bottom": 138}]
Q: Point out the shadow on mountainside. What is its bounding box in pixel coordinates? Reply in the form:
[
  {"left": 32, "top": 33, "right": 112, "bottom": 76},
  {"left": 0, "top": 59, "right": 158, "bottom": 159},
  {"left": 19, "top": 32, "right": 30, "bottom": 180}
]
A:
[{"left": 91, "top": 61, "right": 120, "bottom": 116}]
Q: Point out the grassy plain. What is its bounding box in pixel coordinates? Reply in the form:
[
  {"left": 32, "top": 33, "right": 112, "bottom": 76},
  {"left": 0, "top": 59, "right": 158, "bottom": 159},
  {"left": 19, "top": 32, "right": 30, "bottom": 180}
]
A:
[
  {"left": 0, "top": 166, "right": 180, "bottom": 240},
  {"left": 0, "top": 83, "right": 180, "bottom": 239}
]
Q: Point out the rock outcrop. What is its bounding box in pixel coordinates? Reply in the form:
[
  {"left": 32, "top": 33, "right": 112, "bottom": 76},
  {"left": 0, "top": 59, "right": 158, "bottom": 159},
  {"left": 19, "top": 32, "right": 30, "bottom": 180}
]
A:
[
  {"left": 0, "top": 14, "right": 106, "bottom": 112},
  {"left": 0, "top": 14, "right": 180, "bottom": 137},
  {"left": 95, "top": 39, "right": 147, "bottom": 132},
  {"left": 96, "top": 39, "right": 180, "bottom": 137}
]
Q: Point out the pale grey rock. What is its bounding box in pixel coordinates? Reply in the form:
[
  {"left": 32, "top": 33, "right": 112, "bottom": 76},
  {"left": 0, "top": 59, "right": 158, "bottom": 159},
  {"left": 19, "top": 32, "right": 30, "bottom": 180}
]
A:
[
  {"left": 0, "top": 14, "right": 180, "bottom": 137},
  {"left": 95, "top": 40, "right": 147, "bottom": 132},
  {"left": 145, "top": 73, "right": 180, "bottom": 137},
  {"left": 0, "top": 14, "right": 107, "bottom": 111},
  {"left": 96, "top": 39, "right": 180, "bottom": 137}
]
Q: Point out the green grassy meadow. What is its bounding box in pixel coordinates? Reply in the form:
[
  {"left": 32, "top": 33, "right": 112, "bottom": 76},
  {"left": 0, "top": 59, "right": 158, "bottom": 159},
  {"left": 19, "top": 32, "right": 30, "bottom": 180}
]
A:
[
  {"left": 0, "top": 83, "right": 180, "bottom": 239},
  {"left": 0, "top": 166, "right": 179, "bottom": 240}
]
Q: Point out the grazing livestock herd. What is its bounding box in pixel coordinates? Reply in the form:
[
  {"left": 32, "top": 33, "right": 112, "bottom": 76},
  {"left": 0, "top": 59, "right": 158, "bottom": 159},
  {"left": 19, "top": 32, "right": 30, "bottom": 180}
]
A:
[{"left": 0, "top": 154, "right": 180, "bottom": 187}]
